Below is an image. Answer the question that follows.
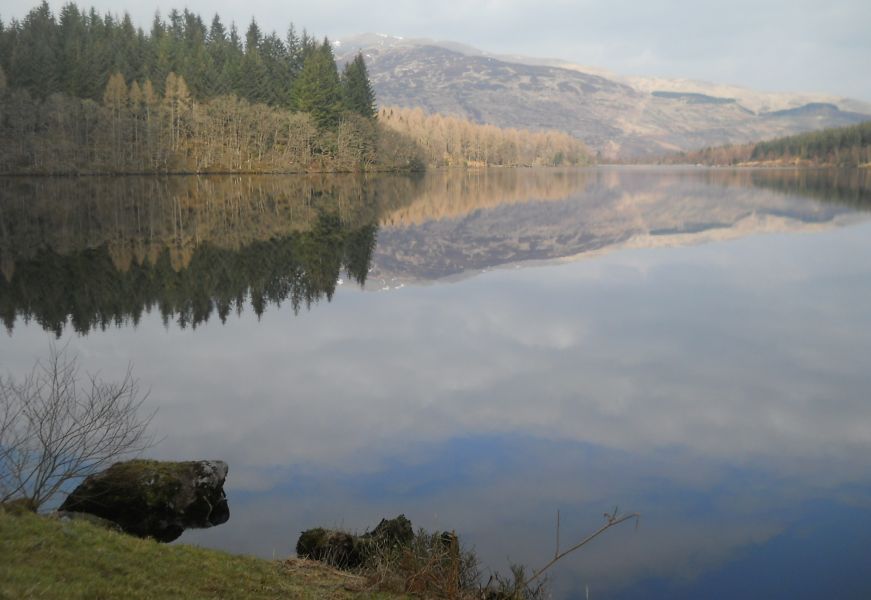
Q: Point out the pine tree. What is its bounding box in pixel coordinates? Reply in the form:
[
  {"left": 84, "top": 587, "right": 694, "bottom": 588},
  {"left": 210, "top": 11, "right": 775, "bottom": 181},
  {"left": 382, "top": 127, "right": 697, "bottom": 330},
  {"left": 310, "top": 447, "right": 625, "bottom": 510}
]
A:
[
  {"left": 286, "top": 24, "right": 301, "bottom": 79},
  {"left": 57, "top": 3, "right": 86, "bottom": 96},
  {"left": 341, "top": 52, "right": 376, "bottom": 119},
  {"left": 293, "top": 39, "right": 343, "bottom": 129},
  {"left": 208, "top": 14, "right": 226, "bottom": 44},
  {"left": 238, "top": 19, "right": 270, "bottom": 103},
  {"left": 114, "top": 13, "right": 141, "bottom": 79},
  {"left": 260, "top": 31, "right": 289, "bottom": 106},
  {"left": 12, "top": 1, "right": 60, "bottom": 98}
]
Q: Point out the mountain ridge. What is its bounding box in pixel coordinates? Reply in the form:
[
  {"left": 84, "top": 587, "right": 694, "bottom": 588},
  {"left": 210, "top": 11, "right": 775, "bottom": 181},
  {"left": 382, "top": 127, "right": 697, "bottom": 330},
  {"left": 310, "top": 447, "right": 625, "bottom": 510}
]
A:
[{"left": 335, "top": 34, "right": 871, "bottom": 159}]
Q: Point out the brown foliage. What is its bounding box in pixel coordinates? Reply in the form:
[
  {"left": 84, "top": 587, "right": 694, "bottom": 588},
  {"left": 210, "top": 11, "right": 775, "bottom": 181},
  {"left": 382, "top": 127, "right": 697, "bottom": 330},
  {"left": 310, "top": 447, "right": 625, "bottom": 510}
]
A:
[
  {"left": 0, "top": 73, "right": 408, "bottom": 174},
  {"left": 379, "top": 106, "right": 592, "bottom": 168}
]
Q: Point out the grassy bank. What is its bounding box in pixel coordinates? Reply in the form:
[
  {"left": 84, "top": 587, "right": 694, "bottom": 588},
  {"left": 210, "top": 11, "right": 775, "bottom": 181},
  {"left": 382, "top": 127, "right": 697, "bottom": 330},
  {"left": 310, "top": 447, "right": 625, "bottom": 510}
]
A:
[{"left": 0, "top": 510, "right": 401, "bottom": 599}]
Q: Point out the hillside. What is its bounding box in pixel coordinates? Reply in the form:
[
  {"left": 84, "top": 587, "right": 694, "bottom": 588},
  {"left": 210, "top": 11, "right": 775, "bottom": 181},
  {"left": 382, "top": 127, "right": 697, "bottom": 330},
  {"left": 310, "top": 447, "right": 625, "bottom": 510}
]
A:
[
  {"left": 657, "top": 120, "right": 871, "bottom": 167},
  {"left": 750, "top": 120, "right": 871, "bottom": 166},
  {"left": 0, "top": 510, "right": 397, "bottom": 599},
  {"left": 334, "top": 35, "right": 871, "bottom": 159}
]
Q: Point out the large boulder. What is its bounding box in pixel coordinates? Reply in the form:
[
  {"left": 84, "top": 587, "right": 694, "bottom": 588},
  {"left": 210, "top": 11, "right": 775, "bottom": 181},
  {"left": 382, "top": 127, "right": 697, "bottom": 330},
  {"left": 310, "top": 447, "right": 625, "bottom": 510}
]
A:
[{"left": 59, "top": 459, "right": 229, "bottom": 542}]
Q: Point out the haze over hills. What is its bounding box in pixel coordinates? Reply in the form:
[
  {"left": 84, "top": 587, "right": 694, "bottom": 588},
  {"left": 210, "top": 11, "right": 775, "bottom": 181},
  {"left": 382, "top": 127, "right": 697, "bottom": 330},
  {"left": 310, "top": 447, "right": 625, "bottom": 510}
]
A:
[{"left": 335, "top": 34, "right": 871, "bottom": 159}]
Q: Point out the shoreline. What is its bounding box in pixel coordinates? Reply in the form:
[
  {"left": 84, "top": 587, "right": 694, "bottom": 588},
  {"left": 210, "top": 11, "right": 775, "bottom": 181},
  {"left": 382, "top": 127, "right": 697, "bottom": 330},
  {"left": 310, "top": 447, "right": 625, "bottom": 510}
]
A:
[{"left": 3, "top": 163, "right": 869, "bottom": 178}]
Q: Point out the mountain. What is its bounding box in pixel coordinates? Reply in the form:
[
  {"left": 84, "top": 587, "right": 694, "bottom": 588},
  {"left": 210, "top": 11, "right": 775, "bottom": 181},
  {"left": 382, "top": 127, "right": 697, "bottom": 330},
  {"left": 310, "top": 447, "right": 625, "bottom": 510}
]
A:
[{"left": 334, "top": 35, "right": 871, "bottom": 159}]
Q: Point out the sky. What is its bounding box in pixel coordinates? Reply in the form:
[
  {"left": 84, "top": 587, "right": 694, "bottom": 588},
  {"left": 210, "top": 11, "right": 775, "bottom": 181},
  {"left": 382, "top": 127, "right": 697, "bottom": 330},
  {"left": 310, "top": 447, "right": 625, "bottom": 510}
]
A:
[{"left": 2, "top": 0, "right": 870, "bottom": 100}]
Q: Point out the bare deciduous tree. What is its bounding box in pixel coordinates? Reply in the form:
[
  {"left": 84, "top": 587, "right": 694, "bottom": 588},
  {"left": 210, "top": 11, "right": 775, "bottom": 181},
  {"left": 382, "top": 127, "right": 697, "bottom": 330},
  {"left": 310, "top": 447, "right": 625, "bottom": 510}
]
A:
[{"left": 0, "top": 345, "right": 154, "bottom": 510}]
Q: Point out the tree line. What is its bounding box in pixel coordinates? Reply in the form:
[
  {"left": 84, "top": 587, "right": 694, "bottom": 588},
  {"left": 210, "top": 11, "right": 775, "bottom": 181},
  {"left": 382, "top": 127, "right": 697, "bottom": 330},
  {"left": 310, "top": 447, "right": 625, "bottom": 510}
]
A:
[
  {"left": 0, "top": 2, "right": 388, "bottom": 173},
  {"left": 0, "top": 70, "right": 388, "bottom": 173},
  {"left": 656, "top": 120, "right": 871, "bottom": 167},
  {"left": 0, "top": 2, "right": 375, "bottom": 116},
  {"left": 379, "top": 106, "right": 592, "bottom": 168},
  {"left": 750, "top": 120, "right": 871, "bottom": 166}
]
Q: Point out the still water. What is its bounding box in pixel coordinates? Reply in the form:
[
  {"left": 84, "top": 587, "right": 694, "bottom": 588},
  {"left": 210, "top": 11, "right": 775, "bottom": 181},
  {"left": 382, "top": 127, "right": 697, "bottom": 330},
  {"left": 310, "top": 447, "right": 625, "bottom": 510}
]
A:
[{"left": 2, "top": 167, "right": 870, "bottom": 598}]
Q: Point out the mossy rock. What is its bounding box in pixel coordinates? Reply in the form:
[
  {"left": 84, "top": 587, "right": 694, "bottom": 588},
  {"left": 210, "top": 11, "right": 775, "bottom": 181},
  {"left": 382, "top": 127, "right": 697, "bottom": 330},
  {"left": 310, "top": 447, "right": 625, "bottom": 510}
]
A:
[
  {"left": 59, "top": 459, "right": 229, "bottom": 542},
  {"left": 296, "top": 514, "right": 415, "bottom": 570},
  {"left": 296, "top": 527, "right": 364, "bottom": 569}
]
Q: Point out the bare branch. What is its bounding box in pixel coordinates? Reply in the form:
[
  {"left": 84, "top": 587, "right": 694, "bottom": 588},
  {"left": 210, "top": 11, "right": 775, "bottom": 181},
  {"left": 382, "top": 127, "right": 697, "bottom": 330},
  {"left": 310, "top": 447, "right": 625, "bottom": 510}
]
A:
[
  {"left": 0, "top": 345, "right": 155, "bottom": 510},
  {"left": 554, "top": 509, "right": 560, "bottom": 560},
  {"left": 527, "top": 507, "right": 639, "bottom": 587}
]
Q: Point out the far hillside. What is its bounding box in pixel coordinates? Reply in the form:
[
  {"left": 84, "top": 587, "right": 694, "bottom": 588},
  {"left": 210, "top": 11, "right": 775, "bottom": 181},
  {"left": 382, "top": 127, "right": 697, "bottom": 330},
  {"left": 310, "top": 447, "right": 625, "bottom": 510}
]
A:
[
  {"left": 333, "top": 34, "right": 871, "bottom": 159},
  {"left": 654, "top": 121, "right": 871, "bottom": 168}
]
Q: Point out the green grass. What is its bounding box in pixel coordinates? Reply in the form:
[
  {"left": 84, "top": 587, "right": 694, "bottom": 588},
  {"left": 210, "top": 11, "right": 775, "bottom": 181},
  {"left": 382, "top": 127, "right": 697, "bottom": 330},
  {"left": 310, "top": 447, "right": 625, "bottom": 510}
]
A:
[{"left": 0, "top": 510, "right": 402, "bottom": 599}]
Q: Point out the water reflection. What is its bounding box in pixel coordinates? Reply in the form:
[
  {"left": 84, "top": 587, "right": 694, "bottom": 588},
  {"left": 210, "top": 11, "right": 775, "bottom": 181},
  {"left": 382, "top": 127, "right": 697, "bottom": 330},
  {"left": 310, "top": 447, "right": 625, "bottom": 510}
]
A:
[
  {"left": 0, "top": 175, "right": 401, "bottom": 334},
  {"left": 371, "top": 167, "right": 870, "bottom": 283},
  {"left": 3, "top": 168, "right": 868, "bottom": 336},
  {"left": 2, "top": 168, "right": 871, "bottom": 598}
]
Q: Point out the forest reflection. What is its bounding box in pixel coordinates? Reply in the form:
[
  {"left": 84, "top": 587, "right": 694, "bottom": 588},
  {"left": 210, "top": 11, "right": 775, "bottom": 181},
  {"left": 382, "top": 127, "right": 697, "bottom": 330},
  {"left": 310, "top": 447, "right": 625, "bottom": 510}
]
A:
[
  {"left": 0, "top": 175, "right": 419, "bottom": 335},
  {"left": 380, "top": 168, "right": 594, "bottom": 226},
  {"left": 1, "top": 168, "right": 868, "bottom": 335}
]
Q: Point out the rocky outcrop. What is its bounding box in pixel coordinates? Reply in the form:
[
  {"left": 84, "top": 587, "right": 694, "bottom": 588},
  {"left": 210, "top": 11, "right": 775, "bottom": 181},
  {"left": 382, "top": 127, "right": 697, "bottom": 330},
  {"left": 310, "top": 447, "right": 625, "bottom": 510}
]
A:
[
  {"left": 296, "top": 514, "right": 415, "bottom": 568},
  {"left": 59, "top": 459, "right": 229, "bottom": 542}
]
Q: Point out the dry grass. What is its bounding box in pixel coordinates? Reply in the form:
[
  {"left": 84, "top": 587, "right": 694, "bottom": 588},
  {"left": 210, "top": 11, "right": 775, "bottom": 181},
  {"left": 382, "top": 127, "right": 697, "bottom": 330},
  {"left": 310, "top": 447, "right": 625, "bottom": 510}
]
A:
[{"left": 302, "top": 509, "right": 639, "bottom": 600}]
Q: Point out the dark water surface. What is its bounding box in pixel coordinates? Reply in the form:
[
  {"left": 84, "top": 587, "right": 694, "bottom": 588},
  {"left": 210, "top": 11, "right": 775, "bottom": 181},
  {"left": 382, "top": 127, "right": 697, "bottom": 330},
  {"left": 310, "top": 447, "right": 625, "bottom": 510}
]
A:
[{"left": 2, "top": 167, "right": 870, "bottom": 598}]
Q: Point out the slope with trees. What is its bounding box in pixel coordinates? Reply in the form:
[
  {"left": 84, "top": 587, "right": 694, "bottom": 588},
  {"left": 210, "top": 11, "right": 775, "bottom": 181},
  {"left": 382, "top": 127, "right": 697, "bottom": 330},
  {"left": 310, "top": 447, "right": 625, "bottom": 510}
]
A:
[
  {"left": 0, "top": 3, "right": 396, "bottom": 173},
  {"left": 656, "top": 120, "right": 871, "bottom": 167},
  {"left": 379, "top": 106, "right": 592, "bottom": 168},
  {"left": 750, "top": 120, "right": 871, "bottom": 166}
]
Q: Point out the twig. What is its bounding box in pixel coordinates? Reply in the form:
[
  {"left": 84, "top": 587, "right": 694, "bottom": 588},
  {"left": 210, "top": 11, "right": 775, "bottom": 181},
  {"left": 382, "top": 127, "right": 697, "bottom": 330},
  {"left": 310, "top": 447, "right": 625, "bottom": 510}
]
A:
[
  {"left": 527, "top": 507, "right": 639, "bottom": 586},
  {"left": 554, "top": 510, "right": 560, "bottom": 560}
]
